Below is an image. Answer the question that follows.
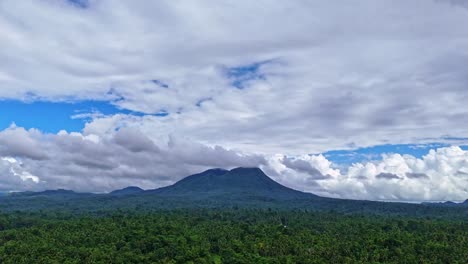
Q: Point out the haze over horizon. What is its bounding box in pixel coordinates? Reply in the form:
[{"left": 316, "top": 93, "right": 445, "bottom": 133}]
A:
[{"left": 1, "top": 0, "right": 468, "bottom": 202}]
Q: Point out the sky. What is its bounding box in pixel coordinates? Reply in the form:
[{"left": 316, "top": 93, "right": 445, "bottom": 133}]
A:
[{"left": 0, "top": 0, "right": 468, "bottom": 201}]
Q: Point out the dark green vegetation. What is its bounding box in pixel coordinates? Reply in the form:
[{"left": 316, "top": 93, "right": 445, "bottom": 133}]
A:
[
  {"left": 0, "top": 168, "right": 466, "bottom": 263},
  {"left": 0, "top": 210, "right": 466, "bottom": 263}
]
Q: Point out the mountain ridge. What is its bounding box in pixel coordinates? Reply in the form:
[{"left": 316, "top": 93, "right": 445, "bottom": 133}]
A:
[
  {"left": 110, "top": 186, "right": 144, "bottom": 196},
  {"left": 150, "top": 167, "right": 315, "bottom": 200},
  {"left": 1, "top": 168, "right": 466, "bottom": 217},
  {"left": 7, "top": 168, "right": 467, "bottom": 205}
]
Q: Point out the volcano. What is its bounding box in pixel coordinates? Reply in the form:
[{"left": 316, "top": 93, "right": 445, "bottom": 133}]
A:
[{"left": 151, "top": 167, "right": 316, "bottom": 200}]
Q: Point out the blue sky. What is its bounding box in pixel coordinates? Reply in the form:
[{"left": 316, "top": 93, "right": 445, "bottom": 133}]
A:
[
  {"left": 323, "top": 144, "right": 468, "bottom": 165},
  {"left": 67, "top": 0, "right": 89, "bottom": 8},
  {"left": 0, "top": 100, "right": 151, "bottom": 133},
  {"left": 227, "top": 61, "right": 271, "bottom": 89}
]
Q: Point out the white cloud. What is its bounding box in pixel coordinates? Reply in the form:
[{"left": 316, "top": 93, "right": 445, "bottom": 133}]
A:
[
  {"left": 1, "top": 0, "right": 468, "bottom": 153},
  {"left": 0, "top": 126, "right": 265, "bottom": 192},
  {"left": 285, "top": 146, "right": 468, "bottom": 201},
  {"left": 0, "top": 125, "right": 467, "bottom": 201},
  {"left": 0, "top": 156, "right": 40, "bottom": 190},
  {"left": 0, "top": 125, "right": 48, "bottom": 160}
]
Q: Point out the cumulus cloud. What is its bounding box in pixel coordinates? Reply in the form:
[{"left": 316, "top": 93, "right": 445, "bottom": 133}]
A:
[
  {"left": 0, "top": 157, "right": 39, "bottom": 191},
  {"left": 438, "top": 0, "right": 468, "bottom": 9},
  {"left": 282, "top": 158, "right": 331, "bottom": 180},
  {"left": 0, "top": 125, "right": 48, "bottom": 160},
  {"left": 280, "top": 155, "right": 340, "bottom": 180},
  {"left": 0, "top": 125, "right": 467, "bottom": 201},
  {"left": 313, "top": 146, "right": 467, "bottom": 201},
  {"left": 376, "top": 173, "right": 401, "bottom": 180},
  {"left": 1, "top": 0, "right": 468, "bottom": 154},
  {"left": 0, "top": 126, "right": 265, "bottom": 192},
  {"left": 257, "top": 147, "right": 465, "bottom": 201},
  {"left": 113, "top": 127, "right": 159, "bottom": 153},
  {"left": 406, "top": 172, "right": 430, "bottom": 179}
]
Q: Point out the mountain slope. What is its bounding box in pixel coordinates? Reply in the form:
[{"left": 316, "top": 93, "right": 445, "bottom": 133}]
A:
[
  {"left": 9, "top": 189, "right": 89, "bottom": 198},
  {"left": 110, "top": 186, "right": 144, "bottom": 196},
  {"left": 151, "top": 167, "right": 315, "bottom": 200}
]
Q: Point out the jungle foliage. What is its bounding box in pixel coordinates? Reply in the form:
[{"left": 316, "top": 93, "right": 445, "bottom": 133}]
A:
[{"left": 0, "top": 209, "right": 466, "bottom": 263}]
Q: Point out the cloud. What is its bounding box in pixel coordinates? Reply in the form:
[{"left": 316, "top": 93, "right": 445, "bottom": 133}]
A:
[
  {"left": 113, "top": 127, "right": 159, "bottom": 153},
  {"left": 261, "top": 154, "right": 341, "bottom": 195},
  {"left": 376, "top": 173, "right": 401, "bottom": 180},
  {"left": 1, "top": 0, "right": 468, "bottom": 154},
  {"left": 0, "top": 125, "right": 48, "bottom": 160},
  {"left": 281, "top": 155, "right": 338, "bottom": 180},
  {"left": 406, "top": 172, "right": 429, "bottom": 179},
  {"left": 0, "top": 125, "right": 467, "bottom": 201},
  {"left": 437, "top": 0, "right": 468, "bottom": 9},
  {"left": 283, "top": 158, "right": 331, "bottom": 180},
  {"left": 0, "top": 126, "right": 265, "bottom": 192},
  {"left": 257, "top": 146, "right": 467, "bottom": 201},
  {"left": 0, "top": 157, "right": 39, "bottom": 191},
  {"left": 321, "top": 146, "right": 468, "bottom": 201}
]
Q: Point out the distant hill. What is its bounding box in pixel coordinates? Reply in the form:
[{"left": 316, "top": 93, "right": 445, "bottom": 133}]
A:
[
  {"left": 422, "top": 199, "right": 468, "bottom": 207},
  {"left": 110, "top": 186, "right": 144, "bottom": 196},
  {"left": 9, "top": 189, "right": 85, "bottom": 198}
]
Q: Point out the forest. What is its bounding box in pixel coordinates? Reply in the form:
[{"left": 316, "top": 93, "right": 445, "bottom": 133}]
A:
[{"left": 0, "top": 209, "right": 466, "bottom": 263}]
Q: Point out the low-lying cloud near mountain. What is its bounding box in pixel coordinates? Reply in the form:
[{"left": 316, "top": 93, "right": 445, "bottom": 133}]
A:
[
  {"left": 0, "top": 125, "right": 266, "bottom": 192},
  {"left": 0, "top": 125, "right": 466, "bottom": 201}
]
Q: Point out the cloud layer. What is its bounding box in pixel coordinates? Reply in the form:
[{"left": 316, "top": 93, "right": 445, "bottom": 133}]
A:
[
  {"left": 0, "top": 125, "right": 266, "bottom": 192},
  {"left": 1, "top": 0, "right": 468, "bottom": 153},
  {"left": 0, "top": 126, "right": 466, "bottom": 201}
]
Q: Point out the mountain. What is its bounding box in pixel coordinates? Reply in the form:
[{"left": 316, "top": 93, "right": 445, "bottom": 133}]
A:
[
  {"left": 110, "top": 186, "right": 144, "bottom": 196},
  {"left": 422, "top": 200, "right": 468, "bottom": 207},
  {"left": 152, "top": 167, "right": 315, "bottom": 200},
  {"left": 0, "top": 168, "right": 466, "bottom": 218},
  {"left": 9, "top": 189, "right": 84, "bottom": 197}
]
